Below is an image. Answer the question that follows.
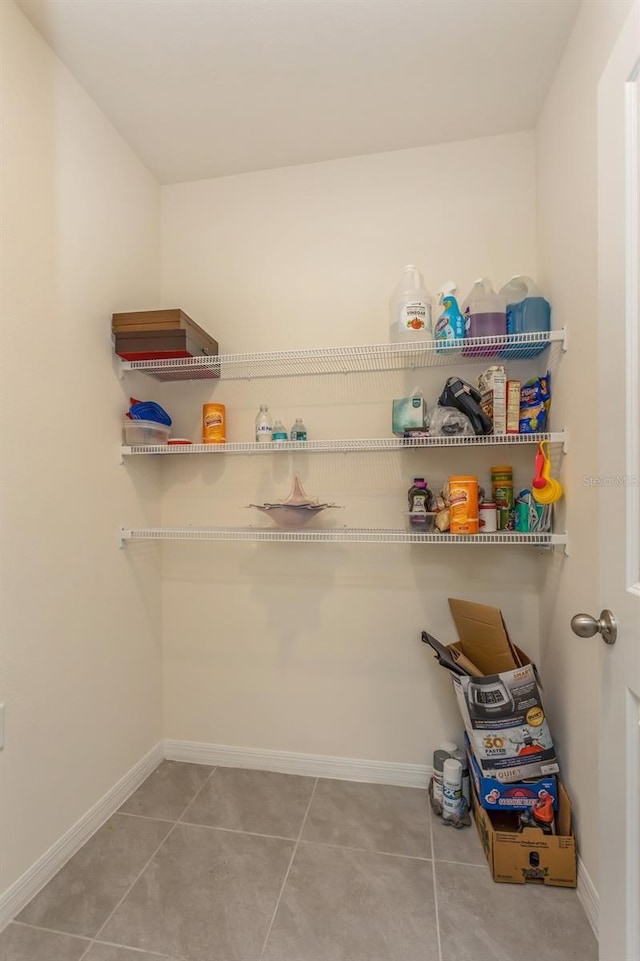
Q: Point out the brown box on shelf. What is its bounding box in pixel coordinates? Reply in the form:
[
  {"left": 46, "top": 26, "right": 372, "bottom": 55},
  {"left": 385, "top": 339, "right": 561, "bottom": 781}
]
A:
[
  {"left": 471, "top": 779, "right": 577, "bottom": 887},
  {"left": 114, "top": 329, "right": 218, "bottom": 362},
  {"left": 112, "top": 308, "right": 206, "bottom": 334},
  {"left": 113, "top": 309, "right": 218, "bottom": 357}
]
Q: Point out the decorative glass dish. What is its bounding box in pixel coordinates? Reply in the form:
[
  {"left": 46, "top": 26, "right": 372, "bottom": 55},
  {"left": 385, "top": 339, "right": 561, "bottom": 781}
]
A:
[{"left": 249, "top": 475, "right": 341, "bottom": 530}]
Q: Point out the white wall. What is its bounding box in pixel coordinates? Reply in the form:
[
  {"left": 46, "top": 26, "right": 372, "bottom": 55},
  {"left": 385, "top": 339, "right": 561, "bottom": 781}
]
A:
[
  {"left": 0, "top": 1, "right": 163, "bottom": 894},
  {"left": 535, "top": 0, "right": 633, "bottom": 890},
  {"left": 160, "top": 133, "right": 547, "bottom": 765}
]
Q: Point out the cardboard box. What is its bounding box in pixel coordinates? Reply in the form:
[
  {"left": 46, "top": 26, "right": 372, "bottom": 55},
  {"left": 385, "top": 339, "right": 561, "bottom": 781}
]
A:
[
  {"left": 471, "top": 780, "right": 577, "bottom": 887},
  {"left": 447, "top": 599, "right": 559, "bottom": 782},
  {"left": 477, "top": 366, "right": 507, "bottom": 434},
  {"left": 112, "top": 309, "right": 219, "bottom": 361},
  {"left": 466, "top": 734, "right": 557, "bottom": 812},
  {"left": 114, "top": 329, "right": 218, "bottom": 362},
  {"left": 392, "top": 394, "right": 427, "bottom": 436},
  {"left": 506, "top": 380, "right": 521, "bottom": 434}
]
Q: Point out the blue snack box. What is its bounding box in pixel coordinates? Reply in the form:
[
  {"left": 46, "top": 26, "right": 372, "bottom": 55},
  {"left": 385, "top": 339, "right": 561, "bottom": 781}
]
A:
[{"left": 465, "top": 734, "right": 558, "bottom": 812}]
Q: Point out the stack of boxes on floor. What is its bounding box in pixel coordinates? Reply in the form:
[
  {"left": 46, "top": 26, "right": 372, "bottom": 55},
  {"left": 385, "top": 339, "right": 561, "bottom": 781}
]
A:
[{"left": 424, "top": 598, "right": 577, "bottom": 888}]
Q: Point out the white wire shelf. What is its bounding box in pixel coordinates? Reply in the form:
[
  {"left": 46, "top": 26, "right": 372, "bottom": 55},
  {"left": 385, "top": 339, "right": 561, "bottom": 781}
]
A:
[
  {"left": 119, "top": 330, "right": 566, "bottom": 382},
  {"left": 119, "top": 527, "right": 567, "bottom": 547},
  {"left": 121, "top": 431, "right": 567, "bottom": 457}
]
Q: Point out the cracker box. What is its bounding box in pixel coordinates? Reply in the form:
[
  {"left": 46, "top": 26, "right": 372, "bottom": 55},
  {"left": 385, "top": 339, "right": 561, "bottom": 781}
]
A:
[{"left": 477, "top": 366, "right": 507, "bottom": 434}]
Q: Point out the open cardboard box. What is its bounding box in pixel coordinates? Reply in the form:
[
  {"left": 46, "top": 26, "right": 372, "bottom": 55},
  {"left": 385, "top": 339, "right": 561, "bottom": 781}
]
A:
[
  {"left": 447, "top": 599, "right": 559, "bottom": 782},
  {"left": 471, "top": 779, "right": 577, "bottom": 887}
]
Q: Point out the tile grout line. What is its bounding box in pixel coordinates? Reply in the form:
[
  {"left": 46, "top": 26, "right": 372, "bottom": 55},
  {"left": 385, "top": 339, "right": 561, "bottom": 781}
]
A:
[
  {"left": 296, "top": 836, "right": 433, "bottom": 862},
  {"left": 77, "top": 820, "right": 182, "bottom": 961},
  {"left": 428, "top": 802, "right": 443, "bottom": 961},
  {"left": 177, "top": 765, "right": 220, "bottom": 825},
  {"left": 85, "top": 935, "right": 176, "bottom": 959},
  {"left": 76, "top": 766, "right": 222, "bottom": 960},
  {"left": 10, "top": 920, "right": 92, "bottom": 943},
  {"left": 115, "top": 812, "right": 177, "bottom": 825},
  {"left": 257, "top": 776, "right": 318, "bottom": 961}
]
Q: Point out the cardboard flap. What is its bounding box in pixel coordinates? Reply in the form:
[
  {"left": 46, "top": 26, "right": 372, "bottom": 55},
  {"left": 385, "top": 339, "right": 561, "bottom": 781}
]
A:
[
  {"left": 448, "top": 598, "right": 520, "bottom": 675},
  {"left": 557, "top": 783, "right": 572, "bottom": 837},
  {"left": 449, "top": 641, "right": 484, "bottom": 677}
]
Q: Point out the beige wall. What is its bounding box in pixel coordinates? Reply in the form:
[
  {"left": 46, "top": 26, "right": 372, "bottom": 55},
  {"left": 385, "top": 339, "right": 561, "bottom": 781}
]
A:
[
  {"left": 536, "top": 0, "right": 633, "bottom": 889},
  {"left": 0, "top": 1, "right": 163, "bottom": 893},
  {"left": 159, "top": 133, "right": 546, "bottom": 764}
]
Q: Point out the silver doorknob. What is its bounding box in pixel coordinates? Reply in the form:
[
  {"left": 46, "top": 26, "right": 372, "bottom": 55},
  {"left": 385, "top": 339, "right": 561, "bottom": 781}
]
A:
[{"left": 570, "top": 610, "right": 617, "bottom": 645}]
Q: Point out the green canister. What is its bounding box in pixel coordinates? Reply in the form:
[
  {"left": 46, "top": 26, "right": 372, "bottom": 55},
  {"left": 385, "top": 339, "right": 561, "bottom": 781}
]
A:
[{"left": 491, "top": 466, "right": 514, "bottom": 531}]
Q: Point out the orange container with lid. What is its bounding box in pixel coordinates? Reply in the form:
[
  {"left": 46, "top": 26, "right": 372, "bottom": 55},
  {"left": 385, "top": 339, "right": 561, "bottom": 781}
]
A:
[
  {"left": 202, "top": 403, "right": 226, "bottom": 444},
  {"left": 449, "top": 475, "right": 479, "bottom": 534}
]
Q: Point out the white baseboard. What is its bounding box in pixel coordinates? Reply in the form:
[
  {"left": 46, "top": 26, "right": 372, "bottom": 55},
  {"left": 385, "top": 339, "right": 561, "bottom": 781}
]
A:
[
  {"left": 577, "top": 855, "right": 599, "bottom": 938},
  {"left": 0, "top": 742, "right": 163, "bottom": 932},
  {"left": 164, "top": 739, "right": 431, "bottom": 789}
]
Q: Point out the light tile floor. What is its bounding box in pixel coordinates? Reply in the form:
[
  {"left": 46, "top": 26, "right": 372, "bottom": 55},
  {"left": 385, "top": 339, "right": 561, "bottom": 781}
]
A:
[{"left": 1, "top": 761, "right": 598, "bottom": 961}]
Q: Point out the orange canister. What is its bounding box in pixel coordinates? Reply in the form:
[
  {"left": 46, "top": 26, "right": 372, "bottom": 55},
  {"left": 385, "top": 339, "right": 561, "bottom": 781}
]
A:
[
  {"left": 448, "top": 475, "right": 479, "bottom": 534},
  {"left": 202, "top": 403, "right": 226, "bottom": 444}
]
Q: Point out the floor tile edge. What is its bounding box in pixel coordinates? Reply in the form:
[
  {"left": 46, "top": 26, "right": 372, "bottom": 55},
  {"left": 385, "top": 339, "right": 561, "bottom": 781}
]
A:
[{"left": 0, "top": 742, "right": 164, "bottom": 932}]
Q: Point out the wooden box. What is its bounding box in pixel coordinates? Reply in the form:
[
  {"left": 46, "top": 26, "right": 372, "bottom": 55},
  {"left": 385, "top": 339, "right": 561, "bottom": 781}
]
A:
[{"left": 112, "top": 309, "right": 218, "bottom": 360}]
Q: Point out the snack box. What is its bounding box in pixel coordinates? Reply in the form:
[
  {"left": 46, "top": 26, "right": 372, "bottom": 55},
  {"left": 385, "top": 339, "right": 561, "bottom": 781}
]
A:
[
  {"left": 506, "top": 380, "right": 521, "bottom": 434},
  {"left": 471, "top": 779, "right": 577, "bottom": 887},
  {"left": 465, "top": 734, "right": 557, "bottom": 812},
  {"left": 477, "top": 366, "right": 506, "bottom": 434}
]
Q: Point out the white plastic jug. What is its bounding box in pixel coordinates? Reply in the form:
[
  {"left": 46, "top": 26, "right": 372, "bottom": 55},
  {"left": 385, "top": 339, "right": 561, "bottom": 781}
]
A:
[
  {"left": 389, "top": 265, "right": 433, "bottom": 343},
  {"left": 461, "top": 278, "right": 506, "bottom": 357},
  {"left": 499, "top": 275, "right": 551, "bottom": 358}
]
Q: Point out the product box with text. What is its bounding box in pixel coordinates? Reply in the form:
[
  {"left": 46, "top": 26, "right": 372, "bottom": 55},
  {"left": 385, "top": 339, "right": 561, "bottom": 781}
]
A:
[
  {"left": 447, "top": 599, "right": 560, "bottom": 782},
  {"left": 465, "top": 734, "right": 557, "bottom": 811}
]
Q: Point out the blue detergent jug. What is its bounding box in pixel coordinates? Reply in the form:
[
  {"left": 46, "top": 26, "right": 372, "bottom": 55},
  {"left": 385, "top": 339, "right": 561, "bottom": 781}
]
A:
[{"left": 499, "top": 276, "right": 551, "bottom": 359}]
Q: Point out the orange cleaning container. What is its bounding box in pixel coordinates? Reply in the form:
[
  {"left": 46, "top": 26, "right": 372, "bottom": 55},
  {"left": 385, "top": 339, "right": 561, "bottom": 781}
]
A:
[
  {"left": 202, "top": 403, "right": 226, "bottom": 443},
  {"left": 449, "top": 475, "right": 479, "bottom": 534}
]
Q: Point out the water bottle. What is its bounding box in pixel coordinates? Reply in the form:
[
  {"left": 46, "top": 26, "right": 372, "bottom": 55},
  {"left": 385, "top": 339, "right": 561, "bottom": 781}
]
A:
[
  {"left": 272, "top": 420, "right": 288, "bottom": 443},
  {"left": 290, "top": 418, "right": 307, "bottom": 442},
  {"left": 255, "top": 404, "right": 273, "bottom": 443},
  {"left": 389, "top": 265, "right": 433, "bottom": 343},
  {"left": 499, "top": 276, "right": 551, "bottom": 359}
]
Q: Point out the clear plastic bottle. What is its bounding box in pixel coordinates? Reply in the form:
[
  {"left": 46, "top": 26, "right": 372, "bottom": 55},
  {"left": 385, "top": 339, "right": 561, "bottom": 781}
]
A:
[
  {"left": 290, "top": 418, "right": 307, "bottom": 442},
  {"left": 255, "top": 404, "right": 273, "bottom": 443},
  {"left": 389, "top": 265, "right": 433, "bottom": 343},
  {"left": 272, "top": 420, "right": 288, "bottom": 443}
]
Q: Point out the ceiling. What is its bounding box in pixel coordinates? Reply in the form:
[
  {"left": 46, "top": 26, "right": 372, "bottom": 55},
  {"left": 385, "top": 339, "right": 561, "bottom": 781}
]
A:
[{"left": 16, "top": 0, "right": 581, "bottom": 184}]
